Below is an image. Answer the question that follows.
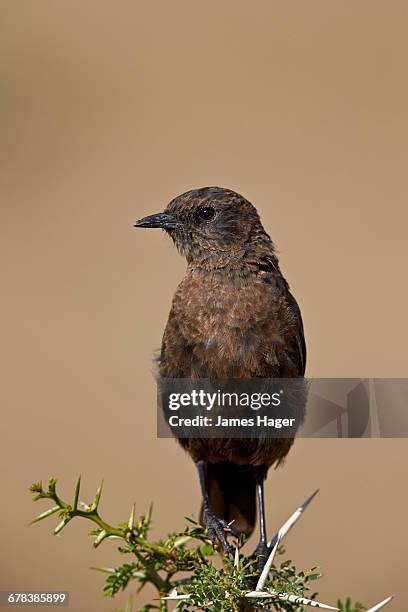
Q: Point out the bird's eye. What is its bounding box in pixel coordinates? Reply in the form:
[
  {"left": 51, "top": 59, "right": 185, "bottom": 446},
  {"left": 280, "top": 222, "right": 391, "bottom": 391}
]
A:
[{"left": 198, "top": 206, "right": 215, "bottom": 221}]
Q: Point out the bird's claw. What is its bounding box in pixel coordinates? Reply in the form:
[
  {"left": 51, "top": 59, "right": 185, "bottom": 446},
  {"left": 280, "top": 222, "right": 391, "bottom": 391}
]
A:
[
  {"left": 202, "top": 506, "right": 235, "bottom": 555},
  {"left": 251, "top": 541, "right": 270, "bottom": 572}
]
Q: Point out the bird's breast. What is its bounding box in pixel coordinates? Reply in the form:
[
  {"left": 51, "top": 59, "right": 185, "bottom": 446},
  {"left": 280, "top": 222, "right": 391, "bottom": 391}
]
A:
[{"left": 163, "top": 271, "right": 285, "bottom": 378}]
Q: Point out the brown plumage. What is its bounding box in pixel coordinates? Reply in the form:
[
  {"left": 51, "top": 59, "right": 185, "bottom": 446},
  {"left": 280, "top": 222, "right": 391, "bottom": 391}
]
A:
[{"left": 135, "top": 186, "right": 306, "bottom": 559}]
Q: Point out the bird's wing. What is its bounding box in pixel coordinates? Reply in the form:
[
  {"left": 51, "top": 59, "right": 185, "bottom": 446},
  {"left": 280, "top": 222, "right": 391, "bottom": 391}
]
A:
[
  {"left": 253, "top": 265, "right": 306, "bottom": 378},
  {"left": 285, "top": 289, "right": 307, "bottom": 376},
  {"left": 158, "top": 309, "right": 192, "bottom": 377}
]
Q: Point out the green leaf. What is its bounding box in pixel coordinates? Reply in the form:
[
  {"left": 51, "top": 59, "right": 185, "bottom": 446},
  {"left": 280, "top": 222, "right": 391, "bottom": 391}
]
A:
[
  {"left": 103, "top": 563, "right": 140, "bottom": 597},
  {"left": 199, "top": 543, "right": 215, "bottom": 556}
]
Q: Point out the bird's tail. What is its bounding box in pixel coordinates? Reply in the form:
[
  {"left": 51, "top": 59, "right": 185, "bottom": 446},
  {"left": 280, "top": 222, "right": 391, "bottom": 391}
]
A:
[{"left": 200, "top": 462, "right": 256, "bottom": 538}]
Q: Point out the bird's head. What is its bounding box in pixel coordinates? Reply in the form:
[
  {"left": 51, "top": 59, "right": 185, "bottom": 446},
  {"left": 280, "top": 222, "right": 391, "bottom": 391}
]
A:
[{"left": 135, "top": 186, "right": 274, "bottom": 269}]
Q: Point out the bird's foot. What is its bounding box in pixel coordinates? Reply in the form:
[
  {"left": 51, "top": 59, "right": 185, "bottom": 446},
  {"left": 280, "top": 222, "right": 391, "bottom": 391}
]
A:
[
  {"left": 202, "top": 505, "right": 236, "bottom": 555},
  {"left": 251, "top": 540, "right": 270, "bottom": 572}
]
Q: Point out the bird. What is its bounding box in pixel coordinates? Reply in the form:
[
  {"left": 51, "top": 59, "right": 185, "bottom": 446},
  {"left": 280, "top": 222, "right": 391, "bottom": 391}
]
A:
[{"left": 135, "top": 186, "right": 306, "bottom": 564}]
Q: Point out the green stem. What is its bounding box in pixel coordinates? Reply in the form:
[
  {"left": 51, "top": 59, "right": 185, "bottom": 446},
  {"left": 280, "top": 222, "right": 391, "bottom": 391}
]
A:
[
  {"left": 134, "top": 551, "right": 170, "bottom": 593},
  {"left": 73, "top": 510, "right": 124, "bottom": 538},
  {"left": 41, "top": 489, "right": 126, "bottom": 540}
]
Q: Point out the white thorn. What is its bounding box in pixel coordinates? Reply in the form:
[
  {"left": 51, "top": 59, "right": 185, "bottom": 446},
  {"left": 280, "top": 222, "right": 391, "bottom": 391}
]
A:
[
  {"left": 277, "top": 593, "right": 339, "bottom": 609},
  {"left": 234, "top": 546, "right": 239, "bottom": 568},
  {"left": 245, "top": 591, "right": 274, "bottom": 599},
  {"left": 246, "top": 591, "right": 338, "bottom": 609},
  {"left": 256, "top": 492, "right": 318, "bottom": 591},
  {"left": 268, "top": 489, "right": 319, "bottom": 549},
  {"left": 366, "top": 596, "right": 394, "bottom": 611},
  {"left": 163, "top": 590, "right": 190, "bottom": 601},
  {"left": 255, "top": 536, "right": 281, "bottom": 591}
]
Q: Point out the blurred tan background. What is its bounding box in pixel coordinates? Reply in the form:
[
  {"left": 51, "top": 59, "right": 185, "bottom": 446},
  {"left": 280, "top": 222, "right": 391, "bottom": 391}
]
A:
[{"left": 1, "top": 1, "right": 408, "bottom": 610}]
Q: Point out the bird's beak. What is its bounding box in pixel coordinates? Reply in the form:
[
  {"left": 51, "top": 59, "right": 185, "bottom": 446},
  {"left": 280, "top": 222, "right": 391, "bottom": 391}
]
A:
[{"left": 134, "top": 212, "right": 180, "bottom": 230}]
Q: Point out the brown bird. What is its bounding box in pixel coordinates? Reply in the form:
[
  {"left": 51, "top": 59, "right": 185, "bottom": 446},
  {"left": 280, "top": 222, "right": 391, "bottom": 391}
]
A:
[{"left": 135, "top": 187, "right": 306, "bottom": 562}]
